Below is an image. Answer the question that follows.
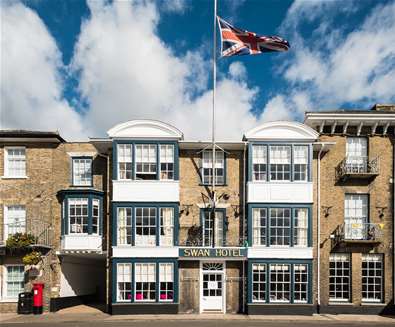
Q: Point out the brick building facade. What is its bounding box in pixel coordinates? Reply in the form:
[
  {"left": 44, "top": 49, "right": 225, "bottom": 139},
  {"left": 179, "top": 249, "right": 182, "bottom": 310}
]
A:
[{"left": 1, "top": 104, "right": 394, "bottom": 315}]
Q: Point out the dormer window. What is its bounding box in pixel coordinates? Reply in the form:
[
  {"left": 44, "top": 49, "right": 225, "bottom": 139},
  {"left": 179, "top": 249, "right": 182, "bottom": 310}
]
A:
[{"left": 135, "top": 144, "right": 157, "bottom": 180}]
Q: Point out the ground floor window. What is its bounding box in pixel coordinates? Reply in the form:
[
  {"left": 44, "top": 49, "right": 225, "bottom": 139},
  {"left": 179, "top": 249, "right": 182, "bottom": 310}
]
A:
[
  {"left": 250, "top": 261, "right": 310, "bottom": 304},
  {"left": 5, "top": 265, "right": 25, "bottom": 299},
  {"left": 329, "top": 253, "right": 350, "bottom": 302},
  {"left": 114, "top": 261, "right": 176, "bottom": 303},
  {"left": 362, "top": 254, "right": 383, "bottom": 303}
]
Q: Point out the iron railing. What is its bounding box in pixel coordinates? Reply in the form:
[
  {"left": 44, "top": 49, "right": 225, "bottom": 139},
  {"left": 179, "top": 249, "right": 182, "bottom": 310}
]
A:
[
  {"left": 336, "top": 156, "right": 379, "bottom": 180},
  {"left": 334, "top": 222, "right": 383, "bottom": 243},
  {"left": 0, "top": 220, "right": 54, "bottom": 249}
]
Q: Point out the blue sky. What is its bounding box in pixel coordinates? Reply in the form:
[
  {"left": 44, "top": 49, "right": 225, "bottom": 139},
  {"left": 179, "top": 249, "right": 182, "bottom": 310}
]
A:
[{"left": 2, "top": 0, "right": 395, "bottom": 140}]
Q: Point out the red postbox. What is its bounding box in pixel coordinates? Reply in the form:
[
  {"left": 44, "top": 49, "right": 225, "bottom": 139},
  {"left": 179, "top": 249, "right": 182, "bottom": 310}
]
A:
[{"left": 32, "top": 283, "right": 44, "bottom": 314}]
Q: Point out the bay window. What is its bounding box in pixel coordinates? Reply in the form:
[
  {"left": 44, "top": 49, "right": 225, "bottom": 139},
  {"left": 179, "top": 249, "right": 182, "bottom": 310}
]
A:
[
  {"left": 69, "top": 198, "right": 89, "bottom": 234},
  {"left": 135, "top": 145, "right": 157, "bottom": 180},
  {"left": 250, "top": 205, "right": 310, "bottom": 247},
  {"left": 250, "top": 143, "right": 311, "bottom": 182},
  {"left": 251, "top": 262, "right": 311, "bottom": 304}
]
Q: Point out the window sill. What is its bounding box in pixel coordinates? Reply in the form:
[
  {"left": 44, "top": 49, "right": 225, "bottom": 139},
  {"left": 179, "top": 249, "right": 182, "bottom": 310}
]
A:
[
  {"left": 1, "top": 176, "right": 28, "bottom": 180},
  {"left": 70, "top": 184, "right": 93, "bottom": 188},
  {"left": 0, "top": 298, "right": 18, "bottom": 303},
  {"left": 361, "top": 301, "right": 385, "bottom": 305},
  {"left": 199, "top": 183, "right": 227, "bottom": 187},
  {"left": 328, "top": 301, "right": 352, "bottom": 305}
]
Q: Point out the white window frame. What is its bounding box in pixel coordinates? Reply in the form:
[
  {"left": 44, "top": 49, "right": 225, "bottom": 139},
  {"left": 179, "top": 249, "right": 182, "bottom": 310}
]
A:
[
  {"left": 3, "top": 205, "right": 26, "bottom": 240},
  {"left": 117, "top": 207, "right": 132, "bottom": 245},
  {"left": 293, "top": 145, "right": 308, "bottom": 182},
  {"left": 92, "top": 199, "right": 100, "bottom": 235},
  {"left": 3, "top": 264, "right": 25, "bottom": 300},
  {"left": 116, "top": 263, "right": 132, "bottom": 302},
  {"left": 117, "top": 144, "right": 133, "bottom": 180},
  {"left": 202, "top": 150, "right": 225, "bottom": 185},
  {"left": 135, "top": 207, "right": 157, "bottom": 246},
  {"left": 269, "top": 264, "right": 291, "bottom": 303},
  {"left": 135, "top": 144, "right": 157, "bottom": 180},
  {"left": 252, "top": 208, "right": 266, "bottom": 246},
  {"left": 252, "top": 145, "right": 267, "bottom": 181},
  {"left": 72, "top": 157, "right": 92, "bottom": 186},
  {"left": 269, "top": 145, "right": 291, "bottom": 181},
  {"left": 252, "top": 263, "right": 266, "bottom": 302},
  {"left": 362, "top": 254, "right": 383, "bottom": 303},
  {"left": 160, "top": 208, "right": 174, "bottom": 246},
  {"left": 134, "top": 263, "right": 156, "bottom": 302},
  {"left": 329, "top": 253, "right": 350, "bottom": 302},
  {"left": 294, "top": 264, "right": 308, "bottom": 303},
  {"left": 346, "top": 137, "right": 368, "bottom": 171},
  {"left": 344, "top": 194, "right": 368, "bottom": 240},
  {"left": 159, "top": 263, "right": 174, "bottom": 302},
  {"left": 293, "top": 208, "right": 308, "bottom": 247},
  {"left": 269, "top": 208, "right": 291, "bottom": 246},
  {"left": 68, "top": 198, "right": 89, "bottom": 234},
  {"left": 159, "top": 145, "right": 174, "bottom": 180},
  {"left": 3, "top": 146, "right": 26, "bottom": 178}
]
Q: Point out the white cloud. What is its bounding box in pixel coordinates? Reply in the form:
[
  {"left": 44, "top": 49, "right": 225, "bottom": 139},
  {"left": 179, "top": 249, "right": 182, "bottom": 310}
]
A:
[
  {"left": 263, "top": 0, "right": 395, "bottom": 117},
  {"left": 160, "top": 0, "right": 188, "bottom": 14},
  {"left": 71, "top": 0, "right": 267, "bottom": 140},
  {"left": 0, "top": 2, "right": 86, "bottom": 140}
]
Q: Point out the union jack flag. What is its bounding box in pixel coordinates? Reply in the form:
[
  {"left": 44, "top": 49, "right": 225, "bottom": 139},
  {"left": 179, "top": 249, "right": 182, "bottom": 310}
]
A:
[{"left": 217, "top": 16, "right": 290, "bottom": 57}]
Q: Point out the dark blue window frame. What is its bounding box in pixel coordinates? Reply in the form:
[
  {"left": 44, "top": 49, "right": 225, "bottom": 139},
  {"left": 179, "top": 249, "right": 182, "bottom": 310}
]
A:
[
  {"left": 112, "top": 202, "right": 179, "bottom": 246},
  {"left": 248, "top": 142, "right": 312, "bottom": 182},
  {"left": 199, "top": 150, "right": 227, "bottom": 186},
  {"left": 112, "top": 258, "right": 179, "bottom": 304},
  {"left": 59, "top": 189, "right": 104, "bottom": 236},
  {"left": 247, "top": 259, "right": 313, "bottom": 304},
  {"left": 112, "top": 140, "right": 179, "bottom": 181},
  {"left": 247, "top": 203, "right": 312, "bottom": 247},
  {"left": 199, "top": 208, "right": 227, "bottom": 246},
  {"left": 71, "top": 156, "right": 93, "bottom": 187}
]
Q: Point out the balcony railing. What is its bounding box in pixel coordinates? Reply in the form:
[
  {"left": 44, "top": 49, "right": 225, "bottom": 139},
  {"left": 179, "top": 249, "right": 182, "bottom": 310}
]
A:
[
  {"left": 179, "top": 226, "right": 247, "bottom": 247},
  {"left": 333, "top": 222, "right": 383, "bottom": 245},
  {"left": 0, "top": 220, "right": 54, "bottom": 249},
  {"left": 336, "top": 156, "right": 379, "bottom": 181}
]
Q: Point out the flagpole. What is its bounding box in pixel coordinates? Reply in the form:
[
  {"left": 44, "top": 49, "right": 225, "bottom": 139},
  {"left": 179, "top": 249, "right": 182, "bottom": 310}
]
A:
[{"left": 211, "top": 0, "right": 217, "bottom": 248}]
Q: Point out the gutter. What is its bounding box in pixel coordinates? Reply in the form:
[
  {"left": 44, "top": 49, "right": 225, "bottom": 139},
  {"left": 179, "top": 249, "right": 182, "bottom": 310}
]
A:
[{"left": 242, "top": 141, "right": 247, "bottom": 313}]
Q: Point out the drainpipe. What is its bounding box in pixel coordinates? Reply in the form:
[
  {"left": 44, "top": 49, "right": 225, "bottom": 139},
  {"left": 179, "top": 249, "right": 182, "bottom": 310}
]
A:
[
  {"left": 317, "top": 143, "right": 325, "bottom": 314},
  {"left": 393, "top": 141, "right": 395, "bottom": 308},
  {"left": 242, "top": 141, "right": 247, "bottom": 313},
  {"left": 97, "top": 152, "right": 110, "bottom": 313}
]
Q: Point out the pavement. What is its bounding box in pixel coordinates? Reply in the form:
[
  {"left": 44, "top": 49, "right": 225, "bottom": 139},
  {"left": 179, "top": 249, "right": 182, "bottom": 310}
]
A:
[{"left": 1, "top": 304, "right": 395, "bottom": 325}]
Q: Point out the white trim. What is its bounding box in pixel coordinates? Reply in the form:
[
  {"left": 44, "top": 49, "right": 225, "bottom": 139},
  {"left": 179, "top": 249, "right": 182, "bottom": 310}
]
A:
[
  {"left": 248, "top": 247, "right": 313, "bottom": 259},
  {"left": 112, "top": 246, "right": 178, "bottom": 258},
  {"left": 107, "top": 120, "right": 183, "bottom": 140},
  {"left": 3, "top": 146, "right": 27, "bottom": 179},
  {"left": 67, "top": 152, "right": 97, "bottom": 158}
]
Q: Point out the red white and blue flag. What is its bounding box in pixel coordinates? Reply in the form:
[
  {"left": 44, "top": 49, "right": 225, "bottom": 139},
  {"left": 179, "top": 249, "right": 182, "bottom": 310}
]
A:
[{"left": 217, "top": 16, "right": 290, "bottom": 57}]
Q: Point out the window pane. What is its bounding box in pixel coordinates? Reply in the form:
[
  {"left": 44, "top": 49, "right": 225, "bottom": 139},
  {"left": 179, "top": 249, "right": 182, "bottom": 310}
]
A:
[
  {"left": 252, "top": 145, "right": 267, "bottom": 181},
  {"left": 294, "top": 264, "right": 308, "bottom": 303},
  {"left": 252, "top": 264, "right": 266, "bottom": 302},
  {"left": 118, "top": 144, "right": 133, "bottom": 180},
  {"left": 159, "top": 263, "right": 174, "bottom": 301},
  {"left": 73, "top": 158, "right": 92, "bottom": 185},
  {"left": 294, "top": 208, "right": 308, "bottom": 246},
  {"left": 252, "top": 208, "right": 266, "bottom": 246},
  {"left": 6, "top": 148, "right": 26, "bottom": 177},
  {"left": 92, "top": 199, "right": 100, "bottom": 234},
  {"left": 202, "top": 150, "right": 224, "bottom": 185},
  {"left": 6, "top": 266, "right": 24, "bottom": 298},
  {"left": 117, "top": 263, "right": 132, "bottom": 301},
  {"left": 293, "top": 146, "right": 308, "bottom": 181},
  {"left": 344, "top": 194, "right": 368, "bottom": 240},
  {"left": 362, "top": 254, "right": 382, "bottom": 302},
  {"left": 269, "top": 264, "right": 290, "bottom": 303},
  {"left": 329, "top": 254, "right": 350, "bottom": 301},
  {"left": 135, "top": 263, "right": 156, "bottom": 301},
  {"left": 135, "top": 207, "right": 157, "bottom": 246},
  {"left": 6, "top": 205, "right": 26, "bottom": 237},
  {"left": 135, "top": 145, "right": 157, "bottom": 180},
  {"left": 269, "top": 208, "right": 290, "bottom": 246},
  {"left": 160, "top": 208, "right": 174, "bottom": 246},
  {"left": 160, "top": 145, "right": 174, "bottom": 180},
  {"left": 69, "top": 198, "right": 89, "bottom": 234},
  {"left": 269, "top": 146, "right": 291, "bottom": 181}
]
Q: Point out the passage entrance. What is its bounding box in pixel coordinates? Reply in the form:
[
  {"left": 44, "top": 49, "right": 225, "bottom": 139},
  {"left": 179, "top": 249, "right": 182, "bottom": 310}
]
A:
[{"left": 200, "top": 262, "right": 225, "bottom": 313}]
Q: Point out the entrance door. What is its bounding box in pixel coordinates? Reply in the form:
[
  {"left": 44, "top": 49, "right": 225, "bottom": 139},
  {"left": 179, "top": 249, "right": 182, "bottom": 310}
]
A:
[{"left": 201, "top": 262, "right": 225, "bottom": 313}]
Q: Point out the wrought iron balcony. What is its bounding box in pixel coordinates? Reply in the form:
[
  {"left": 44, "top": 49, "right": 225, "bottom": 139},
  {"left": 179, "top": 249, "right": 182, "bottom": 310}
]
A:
[
  {"left": 0, "top": 220, "right": 54, "bottom": 252},
  {"left": 336, "top": 156, "right": 379, "bottom": 181},
  {"left": 333, "top": 222, "right": 384, "bottom": 245},
  {"left": 179, "top": 226, "right": 247, "bottom": 247}
]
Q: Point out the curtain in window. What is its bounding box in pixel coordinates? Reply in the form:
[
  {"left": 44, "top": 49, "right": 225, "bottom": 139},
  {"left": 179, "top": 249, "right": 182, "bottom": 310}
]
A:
[
  {"left": 269, "top": 146, "right": 291, "bottom": 164},
  {"left": 160, "top": 208, "right": 174, "bottom": 246}
]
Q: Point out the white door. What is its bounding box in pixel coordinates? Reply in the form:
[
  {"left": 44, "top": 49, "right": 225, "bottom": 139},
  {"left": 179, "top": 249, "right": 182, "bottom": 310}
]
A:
[{"left": 201, "top": 262, "right": 225, "bottom": 312}]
